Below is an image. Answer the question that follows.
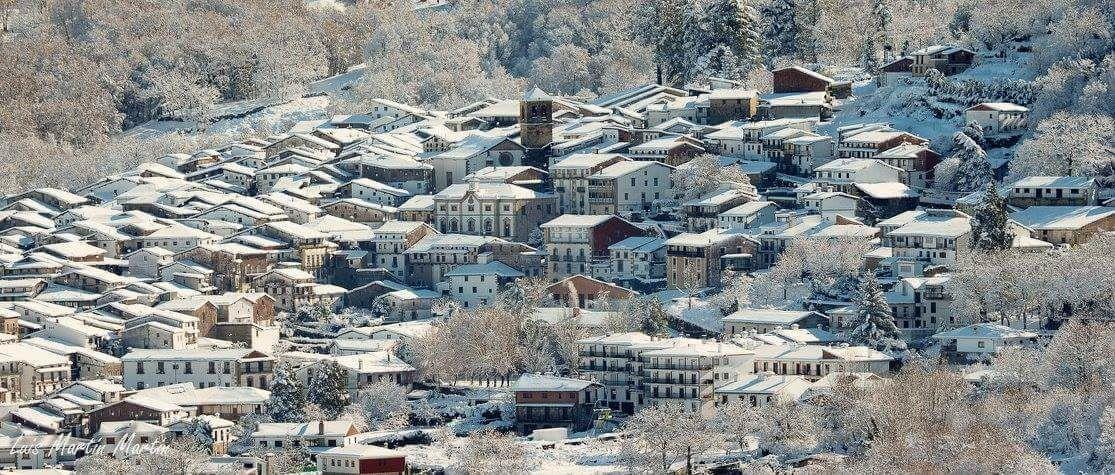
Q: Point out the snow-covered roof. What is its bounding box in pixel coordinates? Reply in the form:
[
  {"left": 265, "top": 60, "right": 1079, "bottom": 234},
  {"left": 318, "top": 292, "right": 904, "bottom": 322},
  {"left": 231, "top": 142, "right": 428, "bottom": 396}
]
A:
[
  {"left": 1010, "top": 206, "right": 1115, "bottom": 230},
  {"left": 775, "top": 66, "right": 834, "bottom": 85},
  {"left": 967, "top": 102, "right": 1028, "bottom": 112},
  {"left": 1009, "top": 176, "right": 1094, "bottom": 189},
  {"left": 854, "top": 182, "right": 918, "bottom": 199},
  {"left": 714, "top": 373, "right": 810, "bottom": 395},
  {"left": 932, "top": 323, "right": 1038, "bottom": 341},
  {"left": 444, "top": 261, "right": 524, "bottom": 278},
  {"left": 512, "top": 373, "right": 597, "bottom": 392},
  {"left": 541, "top": 214, "right": 615, "bottom": 228},
  {"left": 723, "top": 309, "right": 819, "bottom": 325}
]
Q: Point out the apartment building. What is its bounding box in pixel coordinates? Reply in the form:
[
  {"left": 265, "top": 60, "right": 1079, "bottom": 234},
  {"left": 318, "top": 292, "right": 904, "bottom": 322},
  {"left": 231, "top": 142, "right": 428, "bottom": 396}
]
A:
[
  {"left": 666, "top": 229, "right": 757, "bottom": 289},
  {"left": 551, "top": 154, "right": 629, "bottom": 214},
  {"left": 888, "top": 209, "right": 972, "bottom": 267},
  {"left": 749, "top": 344, "right": 893, "bottom": 381},
  {"left": 640, "top": 340, "right": 753, "bottom": 415},
  {"left": 120, "top": 348, "right": 275, "bottom": 391},
  {"left": 541, "top": 214, "right": 645, "bottom": 280},
  {"left": 586, "top": 161, "right": 673, "bottom": 217}
]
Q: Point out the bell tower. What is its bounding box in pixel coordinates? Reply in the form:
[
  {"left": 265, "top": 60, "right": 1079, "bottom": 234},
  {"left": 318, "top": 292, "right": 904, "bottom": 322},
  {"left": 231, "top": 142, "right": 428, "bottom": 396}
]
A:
[{"left": 519, "top": 87, "right": 553, "bottom": 151}]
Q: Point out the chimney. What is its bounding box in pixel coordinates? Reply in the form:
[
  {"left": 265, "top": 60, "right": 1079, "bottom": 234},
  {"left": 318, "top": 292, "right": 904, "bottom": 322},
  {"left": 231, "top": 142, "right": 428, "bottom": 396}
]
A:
[{"left": 319, "top": 420, "right": 325, "bottom": 435}]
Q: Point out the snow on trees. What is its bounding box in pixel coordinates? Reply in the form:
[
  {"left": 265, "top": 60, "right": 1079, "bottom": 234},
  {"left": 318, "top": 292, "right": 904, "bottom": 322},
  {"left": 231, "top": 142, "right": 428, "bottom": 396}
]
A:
[
  {"left": 971, "top": 182, "right": 1013, "bottom": 252},
  {"left": 306, "top": 359, "right": 351, "bottom": 420},
  {"left": 620, "top": 403, "right": 718, "bottom": 472},
  {"left": 344, "top": 380, "right": 411, "bottom": 431},
  {"left": 1012, "top": 112, "right": 1115, "bottom": 186},
  {"left": 447, "top": 428, "right": 530, "bottom": 473},
  {"left": 848, "top": 273, "right": 906, "bottom": 353},
  {"left": 948, "top": 131, "right": 993, "bottom": 193},
  {"left": 266, "top": 362, "right": 307, "bottom": 423},
  {"left": 671, "top": 154, "right": 756, "bottom": 203},
  {"left": 691, "top": 0, "right": 763, "bottom": 80}
]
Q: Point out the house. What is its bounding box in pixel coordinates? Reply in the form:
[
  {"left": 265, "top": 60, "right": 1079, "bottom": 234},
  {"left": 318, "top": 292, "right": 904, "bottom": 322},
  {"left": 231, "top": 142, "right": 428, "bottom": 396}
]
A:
[
  {"left": 253, "top": 268, "right": 346, "bottom": 312},
  {"left": 749, "top": 344, "right": 893, "bottom": 381},
  {"left": 586, "top": 160, "right": 674, "bottom": 217},
  {"left": 512, "top": 373, "right": 601, "bottom": 435},
  {"left": 0, "top": 342, "right": 72, "bottom": 400},
  {"left": 876, "top": 57, "right": 913, "bottom": 86},
  {"left": 873, "top": 144, "right": 941, "bottom": 188},
  {"left": 932, "top": 323, "right": 1039, "bottom": 357},
  {"left": 666, "top": 229, "right": 757, "bottom": 289},
  {"left": 837, "top": 126, "right": 928, "bottom": 160},
  {"left": 336, "top": 178, "right": 413, "bottom": 207},
  {"left": 86, "top": 394, "right": 192, "bottom": 435},
  {"left": 575, "top": 332, "right": 663, "bottom": 413},
  {"left": 813, "top": 159, "right": 907, "bottom": 194},
  {"left": 759, "top": 91, "right": 833, "bottom": 120},
  {"left": 800, "top": 190, "right": 859, "bottom": 221},
  {"left": 317, "top": 445, "right": 407, "bottom": 475},
  {"left": 965, "top": 103, "right": 1028, "bottom": 136},
  {"left": 627, "top": 136, "right": 706, "bottom": 166},
  {"left": 252, "top": 421, "right": 359, "bottom": 450},
  {"left": 1006, "top": 176, "right": 1097, "bottom": 207},
  {"left": 640, "top": 339, "right": 754, "bottom": 415},
  {"left": 432, "top": 181, "right": 557, "bottom": 242},
  {"left": 885, "top": 275, "right": 953, "bottom": 335},
  {"left": 910, "top": 45, "right": 975, "bottom": 76},
  {"left": 120, "top": 348, "right": 274, "bottom": 391},
  {"left": 541, "top": 214, "right": 645, "bottom": 280},
  {"left": 550, "top": 154, "right": 630, "bottom": 215},
  {"left": 607, "top": 236, "right": 667, "bottom": 290},
  {"left": 546, "top": 275, "right": 636, "bottom": 309},
  {"left": 772, "top": 66, "right": 834, "bottom": 94},
  {"left": 1009, "top": 206, "right": 1115, "bottom": 246},
  {"left": 681, "top": 187, "right": 759, "bottom": 232},
  {"left": 722, "top": 309, "right": 828, "bottom": 334},
  {"left": 398, "top": 194, "right": 436, "bottom": 223},
  {"left": 714, "top": 373, "right": 811, "bottom": 407},
  {"left": 888, "top": 209, "right": 972, "bottom": 267},
  {"left": 718, "top": 201, "right": 777, "bottom": 230},
  {"left": 321, "top": 198, "right": 397, "bottom": 225},
  {"left": 443, "top": 261, "right": 524, "bottom": 309}
]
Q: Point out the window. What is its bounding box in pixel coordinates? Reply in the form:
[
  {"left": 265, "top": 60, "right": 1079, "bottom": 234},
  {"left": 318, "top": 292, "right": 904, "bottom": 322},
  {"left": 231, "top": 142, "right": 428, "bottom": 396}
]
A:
[{"left": 156, "top": 362, "right": 165, "bottom": 374}]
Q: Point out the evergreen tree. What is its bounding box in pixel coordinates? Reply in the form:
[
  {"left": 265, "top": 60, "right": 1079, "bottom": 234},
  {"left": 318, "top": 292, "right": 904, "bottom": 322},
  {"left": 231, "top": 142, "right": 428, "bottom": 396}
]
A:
[
  {"left": 760, "top": 0, "right": 801, "bottom": 61},
  {"left": 848, "top": 273, "right": 906, "bottom": 352},
  {"left": 306, "top": 360, "right": 350, "bottom": 420},
  {"left": 636, "top": 0, "right": 700, "bottom": 86},
  {"left": 972, "top": 181, "right": 1013, "bottom": 252},
  {"left": 693, "top": 0, "right": 762, "bottom": 79},
  {"left": 950, "top": 131, "right": 993, "bottom": 192},
  {"left": 871, "top": 0, "right": 893, "bottom": 60},
  {"left": 266, "top": 363, "right": 307, "bottom": 423}
]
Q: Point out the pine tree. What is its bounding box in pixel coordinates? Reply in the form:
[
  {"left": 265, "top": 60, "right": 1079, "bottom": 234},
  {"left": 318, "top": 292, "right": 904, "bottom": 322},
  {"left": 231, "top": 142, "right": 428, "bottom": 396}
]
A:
[
  {"left": 871, "top": 0, "right": 893, "bottom": 60},
  {"left": 972, "top": 181, "right": 1013, "bottom": 252},
  {"left": 266, "top": 363, "right": 307, "bottom": 423},
  {"left": 848, "top": 273, "right": 906, "bottom": 352},
  {"left": 950, "top": 131, "right": 993, "bottom": 192},
  {"left": 306, "top": 360, "right": 350, "bottom": 420},
  {"left": 693, "top": 0, "right": 762, "bottom": 79},
  {"left": 760, "top": 0, "right": 800, "bottom": 60},
  {"left": 637, "top": 0, "right": 700, "bottom": 86}
]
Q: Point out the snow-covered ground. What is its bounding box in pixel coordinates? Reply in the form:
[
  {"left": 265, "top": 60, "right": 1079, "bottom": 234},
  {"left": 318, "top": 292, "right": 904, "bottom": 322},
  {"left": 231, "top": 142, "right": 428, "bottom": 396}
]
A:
[{"left": 124, "top": 64, "right": 367, "bottom": 140}]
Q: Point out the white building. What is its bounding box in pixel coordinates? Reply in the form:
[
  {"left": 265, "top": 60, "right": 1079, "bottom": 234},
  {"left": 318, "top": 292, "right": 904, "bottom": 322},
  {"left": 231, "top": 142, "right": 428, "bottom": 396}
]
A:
[
  {"left": 443, "top": 261, "right": 524, "bottom": 309},
  {"left": 932, "top": 323, "right": 1039, "bottom": 356}
]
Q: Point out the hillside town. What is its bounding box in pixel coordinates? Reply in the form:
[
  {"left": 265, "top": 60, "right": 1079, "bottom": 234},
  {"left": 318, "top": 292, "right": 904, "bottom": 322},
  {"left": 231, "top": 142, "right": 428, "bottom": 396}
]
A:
[{"left": 0, "top": 12, "right": 1113, "bottom": 471}]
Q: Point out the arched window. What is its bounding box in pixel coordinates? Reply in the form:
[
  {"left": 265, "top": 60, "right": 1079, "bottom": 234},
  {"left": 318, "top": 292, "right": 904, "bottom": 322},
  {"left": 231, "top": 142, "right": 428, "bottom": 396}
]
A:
[
  {"left": 484, "top": 219, "right": 493, "bottom": 234},
  {"left": 502, "top": 218, "right": 512, "bottom": 236},
  {"left": 450, "top": 218, "right": 459, "bottom": 232},
  {"left": 466, "top": 219, "right": 476, "bottom": 233}
]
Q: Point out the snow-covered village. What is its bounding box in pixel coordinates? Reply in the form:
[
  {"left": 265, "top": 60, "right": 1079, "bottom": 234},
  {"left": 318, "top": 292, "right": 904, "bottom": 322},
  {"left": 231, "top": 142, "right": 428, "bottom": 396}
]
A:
[{"left": 0, "top": 0, "right": 1112, "bottom": 473}]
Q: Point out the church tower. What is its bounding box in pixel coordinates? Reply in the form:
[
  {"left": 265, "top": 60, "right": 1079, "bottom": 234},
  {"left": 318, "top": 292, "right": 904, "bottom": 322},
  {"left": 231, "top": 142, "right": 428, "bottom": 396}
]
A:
[{"left": 519, "top": 87, "right": 554, "bottom": 151}]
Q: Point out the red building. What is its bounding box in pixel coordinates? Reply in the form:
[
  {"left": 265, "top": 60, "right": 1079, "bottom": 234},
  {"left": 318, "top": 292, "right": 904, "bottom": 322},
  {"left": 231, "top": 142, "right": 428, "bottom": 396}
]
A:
[{"left": 316, "top": 445, "right": 406, "bottom": 475}]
